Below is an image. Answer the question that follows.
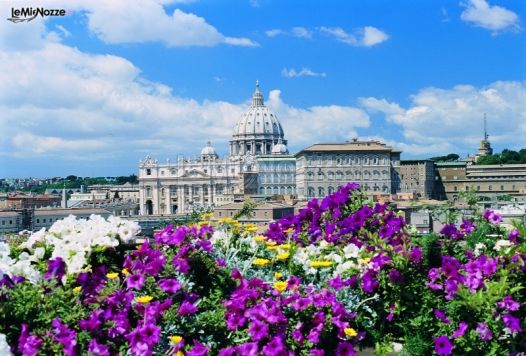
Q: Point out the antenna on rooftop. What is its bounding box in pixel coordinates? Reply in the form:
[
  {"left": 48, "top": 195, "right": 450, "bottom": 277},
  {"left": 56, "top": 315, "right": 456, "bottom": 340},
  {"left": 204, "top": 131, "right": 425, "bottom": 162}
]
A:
[{"left": 483, "top": 113, "right": 489, "bottom": 141}]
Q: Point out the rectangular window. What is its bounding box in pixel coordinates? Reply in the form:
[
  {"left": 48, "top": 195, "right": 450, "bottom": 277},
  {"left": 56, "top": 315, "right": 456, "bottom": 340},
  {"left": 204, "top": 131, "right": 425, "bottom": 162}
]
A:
[
  {"left": 501, "top": 185, "right": 504, "bottom": 191},
  {"left": 146, "top": 169, "right": 151, "bottom": 175},
  {"left": 489, "top": 185, "right": 492, "bottom": 191}
]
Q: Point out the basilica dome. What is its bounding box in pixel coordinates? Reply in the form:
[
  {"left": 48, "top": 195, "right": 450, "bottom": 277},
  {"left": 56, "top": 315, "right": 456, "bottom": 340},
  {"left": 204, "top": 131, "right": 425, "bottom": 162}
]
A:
[
  {"left": 230, "top": 81, "right": 287, "bottom": 157},
  {"left": 200, "top": 141, "right": 218, "bottom": 159}
]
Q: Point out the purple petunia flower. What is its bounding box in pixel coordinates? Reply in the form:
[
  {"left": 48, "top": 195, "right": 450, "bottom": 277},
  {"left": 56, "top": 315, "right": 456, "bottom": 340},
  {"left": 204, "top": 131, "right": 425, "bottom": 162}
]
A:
[
  {"left": 51, "top": 318, "right": 77, "bottom": 356},
  {"left": 45, "top": 257, "right": 66, "bottom": 282},
  {"left": 248, "top": 319, "right": 269, "bottom": 342},
  {"left": 18, "top": 324, "right": 43, "bottom": 356},
  {"left": 237, "top": 342, "right": 258, "bottom": 355},
  {"left": 262, "top": 336, "right": 286, "bottom": 355},
  {"left": 178, "top": 301, "right": 198, "bottom": 316},
  {"left": 483, "top": 209, "right": 502, "bottom": 224},
  {"left": 126, "top": 274, "right": 145, "bottom": 290},
  {"left": 502, "top": 313, "right": 522, "bottom": 334},
  {"left": 434, "top": 335, "right": 453, "bottom": 355},
  {"left": 508, "top": 229, "right": 520, "bottom": 244},
  {"left": 434, "top": 309, "right": 451, "bottom": 324},
  {"left": 452, "top": 321, "right": 468, "bottom": 339},
  {"left": 388, "top": 269, "right": 404, "bottom": 284},
  {"left": 336, "top": 342, "right": 356, "bottom": 356},
  {"left": 497, "top": 296, "right": 520, "bottom": 311},
  {"left": 88, "top": 339, "right": 110, "bottom": 356},
  {"left": 187, "top": 340, "right": 208, "bottom": 356},
  {"left": 361, "top": 270, "right": 379, "bottom": 294},
  {"left": 408, "top": 246, "right": 423, "bottom": 262},
  {"left": 157, "top": 278, "right": 181, "bottom": 294},
  {"left": 476, "top": 322, "right": 492, "bottom": 341}
]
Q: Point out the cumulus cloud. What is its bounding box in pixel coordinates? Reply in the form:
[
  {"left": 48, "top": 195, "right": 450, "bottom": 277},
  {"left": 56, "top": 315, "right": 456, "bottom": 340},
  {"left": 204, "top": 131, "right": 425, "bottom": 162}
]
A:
[
  {"left": 281, "top": 67, "right": 326, "bottom": 78},
  {"left": 460, "top": 0, "right": 521, "bottom": 33},
  {"left": 319, "top": 26, "right": 389, "bottom": 47},
  {"left": 265, "top": 27, "right": 312, "bottom": 39},
  {"left": 84, "top": 2, "right": 258, "bottom": 47},
  {"left": 0, "top": 41, "right": 366, "bottom": 170},
  {"left": 267, "top": 25, "right": 388, "bottom": 46},
  {"left": 360, "top": 81, "right": 526, "bottom": 156},
  {"left": 0, "top": 1, "right": 257, "bottom": 49},
  {"left": 267, "top": 90, "right": 370, "bottom": 150}
]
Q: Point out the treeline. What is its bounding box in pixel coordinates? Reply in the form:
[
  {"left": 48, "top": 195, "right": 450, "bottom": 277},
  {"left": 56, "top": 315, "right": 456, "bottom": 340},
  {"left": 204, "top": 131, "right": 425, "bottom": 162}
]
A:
[
  {"left": 429, "top": 153, "right": 460, "bottom": 162},
  {"left": 3, "top": 175, "right": 138, "bottom": 194},
  {"left": 476, "top": 149, "right": 526, "bottom": 165}
]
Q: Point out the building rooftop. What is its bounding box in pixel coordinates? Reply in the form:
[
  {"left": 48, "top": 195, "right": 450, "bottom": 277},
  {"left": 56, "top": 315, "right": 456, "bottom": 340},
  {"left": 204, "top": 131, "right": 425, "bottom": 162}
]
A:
[
  {"left": 33, "top": 208, "right": 111, "bottom": 215},
  {"left": 296, "top": 140, "right": 402, "bottom": 154}
]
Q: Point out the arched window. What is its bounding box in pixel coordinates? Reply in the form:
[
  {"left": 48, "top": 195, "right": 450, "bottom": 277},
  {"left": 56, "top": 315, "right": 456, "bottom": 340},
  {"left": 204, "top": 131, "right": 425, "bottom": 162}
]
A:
[
  {"left": 328, "top": 186, "right": 334, "bottom": 194},
  {"left": 318, "top": 187, "right": 325, "bottom": 197},
  {"left": 308, "top": 187, "right": 315, "bottom": 197},
  {"left": 307, "top": 172, "right": 314, "bottom": 181},
  {"left": 346, "top": 171, "right": 352, "bottom": 180},
  {"left": 336, "top": 171, "right": 343, "bottom": 180},
  {"left": 328, "top": 171, "right": 334, "bottom": 180}
]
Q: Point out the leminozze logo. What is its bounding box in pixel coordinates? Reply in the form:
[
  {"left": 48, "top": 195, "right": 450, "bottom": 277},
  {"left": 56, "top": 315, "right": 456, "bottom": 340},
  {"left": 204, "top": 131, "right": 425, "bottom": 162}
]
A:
[{"left": 7, "top": 7, "right": 66, "bottom": 23}]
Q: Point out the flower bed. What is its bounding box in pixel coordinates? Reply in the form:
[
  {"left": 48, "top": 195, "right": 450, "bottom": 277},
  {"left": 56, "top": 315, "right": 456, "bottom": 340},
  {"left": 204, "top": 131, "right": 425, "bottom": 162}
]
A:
[{"left": 0, "top": 183, "right": 525, "bottom": 355}]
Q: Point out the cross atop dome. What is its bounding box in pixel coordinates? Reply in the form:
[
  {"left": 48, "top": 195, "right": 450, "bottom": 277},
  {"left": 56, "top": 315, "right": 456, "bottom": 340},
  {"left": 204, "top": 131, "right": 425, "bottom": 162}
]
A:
[{"left": 252, "top": 80, "right": 264, "bottom": 107}]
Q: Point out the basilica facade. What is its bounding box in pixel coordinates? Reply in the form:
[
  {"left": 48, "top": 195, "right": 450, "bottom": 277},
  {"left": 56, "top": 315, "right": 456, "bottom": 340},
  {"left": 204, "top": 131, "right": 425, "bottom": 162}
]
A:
[
  {"left": 138, "top": 82, "right": 405, "bottom": 215},
  {"left": 138, "top": 83, "right": 292, "bottom": 215}
]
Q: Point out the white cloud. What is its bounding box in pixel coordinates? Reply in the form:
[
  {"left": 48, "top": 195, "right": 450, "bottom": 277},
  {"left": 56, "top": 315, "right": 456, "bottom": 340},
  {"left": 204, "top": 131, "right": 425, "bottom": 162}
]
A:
[
  {"left": 265, "top": 27, "right": 312, "bottom": 39},
  {"left": 291, "top": 27, "right": 313, "bottom": 39},
  {"left": 361, "top": 26, "right": 390, "bottom": 47},
  {"left": 319, "top": 26, "right": 389, "bottom": 47},
  {"left": 265, "top": 29, "right": 284, "bottom": 37},
  {"left": 360, "top": 81, "right": 526, "bottom": 156},
  {"left": 0, "top": 1, "right": 256, "bottom": 49},
  {"left": 0, "top": 34, "right": 367, "bottom": 166},
  {"left": 460, "top": 0, "right": 521, "bottom": 33},
  {"left": 267, "top": 90, "right": 370, "bottom": 149},
  {"left": 281, "top": 67, "right": 326, "bottom": 78},
  {"left": 85, "top": 3, "right": 258, "bottom": 47}
]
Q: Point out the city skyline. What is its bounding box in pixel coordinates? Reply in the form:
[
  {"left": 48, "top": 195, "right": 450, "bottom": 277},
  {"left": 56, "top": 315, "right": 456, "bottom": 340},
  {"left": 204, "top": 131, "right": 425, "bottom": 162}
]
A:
[{"left": 1, "top": 0, "right": 525, "bottom": 178}]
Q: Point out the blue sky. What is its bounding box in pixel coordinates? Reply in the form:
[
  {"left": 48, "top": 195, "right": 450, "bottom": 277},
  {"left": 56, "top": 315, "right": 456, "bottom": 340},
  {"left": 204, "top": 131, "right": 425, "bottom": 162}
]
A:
[{"left": 0, "top": 0, "right": 525, "bottom": 177}]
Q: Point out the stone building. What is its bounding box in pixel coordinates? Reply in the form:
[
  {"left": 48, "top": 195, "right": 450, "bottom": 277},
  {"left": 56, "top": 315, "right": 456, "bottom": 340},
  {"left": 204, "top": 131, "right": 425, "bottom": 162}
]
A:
[
  {"left": 399, "top": 160, "right": 435, "bottom": 198},
  {"left": 138, "top": 83, "right": 291, "bottom": 215},
  {"left": 294, "top": 140, "right": 401, "bottom": 199},
  {"left": 256, "top": 142, "right": 296, "bottom": 196},
  {"left": 434, "top": 162, "right": 526, "bottom": 201}
]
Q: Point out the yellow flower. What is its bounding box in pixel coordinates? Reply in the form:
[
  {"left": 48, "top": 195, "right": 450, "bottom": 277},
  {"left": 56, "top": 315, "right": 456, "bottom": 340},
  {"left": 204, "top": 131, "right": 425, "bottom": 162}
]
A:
[
  {"left": 265, "top": 241, "right": 277, "bottom": 247},
  {"left": 121, "top": 268, "right": 130, "bottom": 275},
  {"left": 244, "top": 226, "right": 258, "bottom": 233},
  {"left": 279, "top": 244, "right": 291, "bottom": 250},
  {"left": 197, "top": 221, "right": 209, "bottom": 226},
  {"left": 274, "top": 272, "right": 283, "bottom": 280},
  {"left": 284, "top": 227, "right": 294, "bottom": 234},
  {"left": 276, "top": 252, "right": 290, "bottom": 260},
  {"left": 106, "top": 272, "right": 119, "bottom": 280},
  {"left": 267, "top": 245, "right": 279, "bottom": 251},
  {"left": 73, "top": 286, "right": 82, "bottom": 294},
  {"left": 253, "top": 258, "right": 271, "bottom": 266},
  {"left": 136, "top": 295, "right": 153, "bottom": 304},
  {"left": 273, "top": 281, "right": 288, "bottom": 292},
  {"left": 169, "top": 335, "right": 183, "bottom": 344},
  {"left": 310, "top": 260, "right": 333, "bottom": 268},
  {"left": 344, "top": 328, "right": 358, "bottom": 337},
  {"left": 176, "top": 351, "right": 184, "bottom": 356},
  {"left": 358, "top": 258, "right": 371, "bottom": 265},
  {"left": 254, "top": 235, "right": 267, "bottom": 242},
  {"left": 201, "top": 212, "right": 213, "bottom": 219}
]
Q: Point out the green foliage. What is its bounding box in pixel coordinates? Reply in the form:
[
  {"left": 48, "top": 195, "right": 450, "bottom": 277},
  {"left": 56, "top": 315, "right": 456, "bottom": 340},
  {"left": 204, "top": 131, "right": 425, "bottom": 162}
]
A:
[
  {"left": 429, "top": 153, "right": 460, "bottom": 162},
  {"left": 476, "top": 148, "right": 526, "bottom": 165}
]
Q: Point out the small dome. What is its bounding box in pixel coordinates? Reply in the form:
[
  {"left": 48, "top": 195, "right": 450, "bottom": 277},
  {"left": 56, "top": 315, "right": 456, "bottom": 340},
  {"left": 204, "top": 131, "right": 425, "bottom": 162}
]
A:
[
  {"left": 271, "top": 139, "right": 289, "bottom": 154},
  {"left": 201, "top": 141, "right": 217, "bottom": 156}
]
